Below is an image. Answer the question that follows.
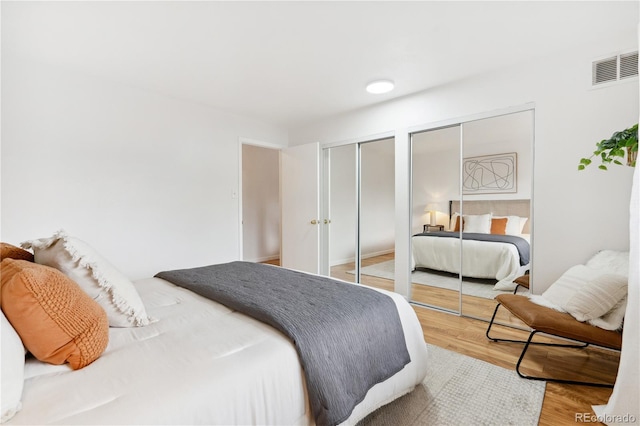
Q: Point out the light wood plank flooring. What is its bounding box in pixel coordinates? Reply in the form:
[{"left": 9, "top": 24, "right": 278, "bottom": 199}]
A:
[{"left": 266, "top": 255, "right": 620, "bottom": 426}]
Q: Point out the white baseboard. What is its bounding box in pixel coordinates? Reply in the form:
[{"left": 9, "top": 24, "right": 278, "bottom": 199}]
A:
[
  {"left": 247, "top": 254, "right": 280, "bottom": 263},
  {"left": 330, "top": 248, "right": 394, "bottom": 267}
]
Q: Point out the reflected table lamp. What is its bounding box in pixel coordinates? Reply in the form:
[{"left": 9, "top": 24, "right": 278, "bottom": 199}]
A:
[{"left": 424, "top": 203, "right": 439, "bottom": 226}]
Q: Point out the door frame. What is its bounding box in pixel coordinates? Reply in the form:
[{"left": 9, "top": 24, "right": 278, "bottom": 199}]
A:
[
  {"left": 407, "top": 102, "right": 536, "bottom": 308},
  {"left": 238, "top": 137, "right": 286, "bottom": 262},
  {"left": 321, "top": 131, "right": 395, "bottom": 281}
]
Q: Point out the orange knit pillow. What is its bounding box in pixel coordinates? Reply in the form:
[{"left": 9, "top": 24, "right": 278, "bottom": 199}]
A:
[
  {"left": 1, "top": 243, "right": 34, "bottom": 262},
  {"left": 0, "top": 259, "right": 109, "bottom": 370},
  {"left": 490, "top": 218, "right": 508, "bottom": 235}
]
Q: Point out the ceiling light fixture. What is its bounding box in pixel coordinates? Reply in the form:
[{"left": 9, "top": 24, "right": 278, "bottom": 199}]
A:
[{"left": 366, "top": 79, "right": 395, "bottom": 94}]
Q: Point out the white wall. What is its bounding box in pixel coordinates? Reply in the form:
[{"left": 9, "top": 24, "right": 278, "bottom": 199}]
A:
[
  {"left": 412, "top": 126, "right": 460, "bottom": 233},
  {"left": 1, "top": 55, "right": 288, "bottom": 279},
  {"left": 290, "top": 30, "right": 638, "bottom": 293},
  {"left": 242, "top": 144, "right": 280, "bottom": 262}
]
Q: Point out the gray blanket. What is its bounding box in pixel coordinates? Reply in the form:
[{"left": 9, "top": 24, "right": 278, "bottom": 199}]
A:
[
  {"left": 155, "top": 261, "right": 411, "bottom": 426},
  {"left": 413, "top": 231, "right": 530, "bottom": 265}
]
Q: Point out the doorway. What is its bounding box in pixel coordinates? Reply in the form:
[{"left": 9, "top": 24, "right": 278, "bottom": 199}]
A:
[{"left": 241, "top": 142, "right": 281, "bottom": 263}]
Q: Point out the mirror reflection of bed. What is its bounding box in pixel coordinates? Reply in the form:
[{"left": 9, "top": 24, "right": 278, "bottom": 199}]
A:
[
  {"left": 409, "top": 109, "right": 534, "bottom": 322},
  {"left": 412, "top": 199, "right": 531, "bottom": 322},
  {"left": 328, "top": 109, "right": 533, "bottom": 326}
]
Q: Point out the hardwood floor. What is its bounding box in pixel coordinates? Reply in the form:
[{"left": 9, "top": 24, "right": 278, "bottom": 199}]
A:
[{"left": 267, "top": 255, "right": 620, "bottom": 425}]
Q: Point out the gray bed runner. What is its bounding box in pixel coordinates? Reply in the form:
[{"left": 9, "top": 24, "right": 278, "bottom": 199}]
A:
[
  {"left": 155, "top": 261, "right": 411, "bottom": 426},
  {"left": 414, "top": 231, "right": 530, "bottom": 265}
]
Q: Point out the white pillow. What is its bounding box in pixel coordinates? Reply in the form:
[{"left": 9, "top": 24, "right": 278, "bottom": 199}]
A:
[
  {"left": 449, "top": 212, "right": 461, "bottom": 231},
  {"left": 1, "top": 311, "right": 24, "bottom": 423},
  {"left": 564, "top": 274, "right": 627, "bottom": 321},
  {"left": 462, "top": 213, "right": 492, "bottom": 233},
  {"left": 585, "top": 250, "right": 629, "bottom": 277},
  {"left": 588, "top": 296, "right": 627, "bottom": 331},
  {"left": 529, "top": 265, "right": 627, "bottom": 326},
  {"left": 21, "top": 230, "right": 154, "bottom": 328}
]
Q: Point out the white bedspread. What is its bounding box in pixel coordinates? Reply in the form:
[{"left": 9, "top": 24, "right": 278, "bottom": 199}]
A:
[
  {"left": 10, "top": 276, "right": 428, "bottom": 425},
  {"left": 412, "top": 234, "right": 530, "bottom": 290}
]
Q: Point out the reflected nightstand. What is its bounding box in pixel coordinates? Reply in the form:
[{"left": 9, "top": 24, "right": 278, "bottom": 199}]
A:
[{"left": 423, "top": 224, "right": 444, "bottom": 232}]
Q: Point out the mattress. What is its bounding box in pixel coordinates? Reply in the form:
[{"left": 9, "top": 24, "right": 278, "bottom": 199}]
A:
[
  {"left": 412, "top": 234, "right": 530, "bottom": 290},
  {"left": 10, "top": 276, "right": 428, "bottom": 425}
]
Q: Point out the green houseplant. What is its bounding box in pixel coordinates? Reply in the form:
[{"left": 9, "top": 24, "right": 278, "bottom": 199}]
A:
[{"left": 578, "top": 124, "right": 638, "bottom": 170}]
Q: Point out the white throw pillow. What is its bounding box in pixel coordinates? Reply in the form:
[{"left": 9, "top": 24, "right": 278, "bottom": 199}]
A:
[
  {"left": 21, "top": 230, "right": 154, "bottom": 328},
  {"left": 462, "top": 213, "right": 492, "bottom": 234},
  {"left": 585, "top": 250, "right": 629, "bottom": 277},
  {"left": 1, "top": 311, "right": 24, "bottom": 423},
  {"left": 564, "top": 274, "right": 627, "bottom": 322},
  {"left": 588, "top": 296, "right": 627, "bottom": 331},
  {"left": 449, "top": 212, "right": 461, "bottom": 231},
  {"left": 530, "top": 265, "right": 627, "bottom": 326}
]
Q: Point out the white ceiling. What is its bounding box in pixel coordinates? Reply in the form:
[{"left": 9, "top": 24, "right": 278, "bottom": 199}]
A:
[{"left": 3, "top": 1, "right": 638, "bottom": 129}]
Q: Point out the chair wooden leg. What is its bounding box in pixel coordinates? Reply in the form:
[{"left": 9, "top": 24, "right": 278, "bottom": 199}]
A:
[{"left": 515, "top": 331, "right": 614, "bottom": 388}]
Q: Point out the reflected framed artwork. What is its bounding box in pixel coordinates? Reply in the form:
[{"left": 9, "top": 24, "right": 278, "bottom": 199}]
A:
[{"left": 462, "top": 152, "right": 517, "bottom": 194}]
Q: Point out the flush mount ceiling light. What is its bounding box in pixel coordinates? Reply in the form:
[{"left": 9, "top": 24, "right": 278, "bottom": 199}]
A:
[{"left": 366, "top": 79, "right": 395, "bottom": 94}]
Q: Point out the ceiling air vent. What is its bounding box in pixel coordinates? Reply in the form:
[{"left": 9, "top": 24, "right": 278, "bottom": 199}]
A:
[{"left": 592, "top": 51, "right": 638, "bottom": 86}]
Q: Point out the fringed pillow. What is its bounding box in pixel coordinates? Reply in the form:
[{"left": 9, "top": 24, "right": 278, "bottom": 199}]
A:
[{"left": 21, "top": 230, "right": 154, "bottom": 328}]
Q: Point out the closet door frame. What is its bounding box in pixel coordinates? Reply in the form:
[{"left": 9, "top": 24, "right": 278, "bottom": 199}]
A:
[
  {"left": 406, "top": 102, "right": 535, "bottom": 312},
  {"left": 321, "top": 131, "right": 395, "bottom": 282}
]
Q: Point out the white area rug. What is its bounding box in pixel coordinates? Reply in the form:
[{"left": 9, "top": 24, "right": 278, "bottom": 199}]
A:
[
  {"left": 357, "top": 260, "right": 517, "bottom": 299},
  {"left": 358, "top": 344, "right": 546, "bottom": 426}
]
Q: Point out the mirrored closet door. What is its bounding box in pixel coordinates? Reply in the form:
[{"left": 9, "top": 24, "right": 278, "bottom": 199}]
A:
[
  {"left": 410, "top": 125, "right": 462, "bottom": 313},
  {"left": 324, "top": 138, "right": 395, "bottom": 291},
  {"left": 460, "top": 110, "right": 534, "bottom": 322},
  {"left": 409, "top": 107, "right": 534, "bottom": 321}
]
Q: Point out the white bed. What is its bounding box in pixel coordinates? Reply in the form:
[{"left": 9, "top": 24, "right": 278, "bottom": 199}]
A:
[
  {"left": 412, "top": 233, "right": 530, "bottom": 290},
  {"left": 8, "top": 275, "right": 429, "bottom": 425},
  {"left": 412, "top": 199, "right": 531, "bottom": 291}
]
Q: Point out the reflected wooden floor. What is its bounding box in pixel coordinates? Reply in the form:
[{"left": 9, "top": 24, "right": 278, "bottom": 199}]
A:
[
  {"left": 330, "top": 252, "right": 524, "bottom": 326},
  {"left": 328, "top": 253, "right": 620, "bottom": 426}
]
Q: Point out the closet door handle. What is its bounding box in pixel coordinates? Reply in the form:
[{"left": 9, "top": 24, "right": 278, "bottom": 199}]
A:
[
  {"left": 324, "top": 219, "right": 331, "bottom": 224},
  {"left": 310, "top": 219, "right": 319, "bottom": 225}
]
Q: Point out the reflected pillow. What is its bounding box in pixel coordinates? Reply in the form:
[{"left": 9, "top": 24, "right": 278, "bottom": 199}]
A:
[
  {"left": 490, "top": 218, "right": 508, "bottom": 235},
  {"left": 449, "top": 213, "right": 461, "bottom": 232},
  {"left": 493, "top": 215, "right": 527, "bottom": 235},
  {"left": 462, "top": 213, "right": 492, "bottom": 233}
]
